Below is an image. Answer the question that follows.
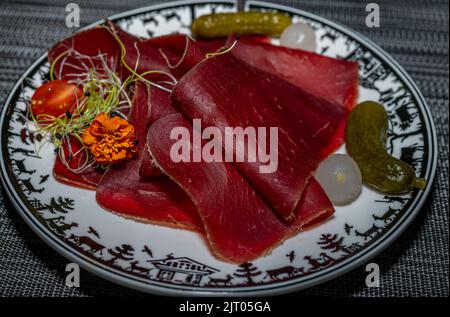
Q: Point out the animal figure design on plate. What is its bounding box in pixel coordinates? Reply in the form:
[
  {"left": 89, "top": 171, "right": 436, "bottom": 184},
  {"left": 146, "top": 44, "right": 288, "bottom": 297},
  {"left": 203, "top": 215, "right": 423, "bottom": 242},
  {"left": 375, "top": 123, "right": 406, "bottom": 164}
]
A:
[
  {"left": 372, "top": 207, "right": 399, "bottom": 223},
  {"left": 128, "top": 260, "right": 153, "bottom": 276},
  {"left": 208, "top": 274, "right": 234, "bottom": 286},
  {"left": 69, "top": 234, "right": 105, "bottom": 255},
  {"left": 265, "top": 266, "right": 304, "bottom": 281}
]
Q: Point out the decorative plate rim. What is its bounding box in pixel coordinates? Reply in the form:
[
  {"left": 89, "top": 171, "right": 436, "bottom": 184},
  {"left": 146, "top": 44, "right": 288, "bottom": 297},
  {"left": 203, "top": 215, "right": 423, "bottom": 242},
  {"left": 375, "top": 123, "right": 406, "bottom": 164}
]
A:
[{"left": 0, "top": 0, "right": 438, "bottom": 296}]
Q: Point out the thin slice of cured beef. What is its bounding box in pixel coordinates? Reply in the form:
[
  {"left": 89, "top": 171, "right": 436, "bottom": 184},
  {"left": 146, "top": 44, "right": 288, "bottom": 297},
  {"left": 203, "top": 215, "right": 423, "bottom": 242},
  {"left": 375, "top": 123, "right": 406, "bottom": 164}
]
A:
[
  {"left": 49, "top": 23, "right": 175, "bottom": 84},
  {"left": 142, "top": 33, "right": 188, "bottom": 54},
  {"left": 171, "top": 53, "right": 347, "bottom": 220},
  {"left": 196, "top": 35, "right": 269, "bottom": 54},
  {"left": 147, "top": 113, "right": 333, "bottom": 263},
  {"left": 196, "top": 38, "right": 226, "bottom": 54},
  {"left": 96, "top": 83, "right": 203, "bottom": 232},
  {"left": 154, "top": 35, "right": 348, "bottom": 156},
  {"left": 146, "top": 85, "right": 178, "bottom": 126},
  {"left": 229, "top": 35, "right": 359, "bottom": 110},
  {"left": 140, "top": 87, "right": 178, "bottom": 177},
  {"left": 139, "top": 148, "right": 162, "bottom": 177},
  {"left": 108, "top": 26, "right": 215, "bottom": 84},
  {"left": 156, "top": 35, "right": 207, "bottom": 79},
  {"left": 107, "top": 23, "right": 176, "bottom": 83}
]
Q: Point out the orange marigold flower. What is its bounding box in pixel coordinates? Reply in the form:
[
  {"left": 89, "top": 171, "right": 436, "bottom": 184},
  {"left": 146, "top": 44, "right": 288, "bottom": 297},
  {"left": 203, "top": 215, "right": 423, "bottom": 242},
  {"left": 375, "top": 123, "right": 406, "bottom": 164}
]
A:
[{"left": 82, "top": 113, "right": 137, "bottom": 165}]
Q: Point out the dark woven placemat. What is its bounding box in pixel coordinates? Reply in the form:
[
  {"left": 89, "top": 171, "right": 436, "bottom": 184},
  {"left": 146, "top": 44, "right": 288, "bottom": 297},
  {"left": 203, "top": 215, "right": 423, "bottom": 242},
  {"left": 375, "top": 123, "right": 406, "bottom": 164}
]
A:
[{"left": 0, "top": 0, "right": 448, "bottom": 297}]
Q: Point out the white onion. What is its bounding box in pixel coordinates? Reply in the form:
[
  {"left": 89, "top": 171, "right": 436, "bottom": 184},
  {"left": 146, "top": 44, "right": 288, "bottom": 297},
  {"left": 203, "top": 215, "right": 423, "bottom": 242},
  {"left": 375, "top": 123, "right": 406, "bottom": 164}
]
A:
[
  {"left": 280, "top": 22, "right": 316, "bottom": 52},
  {"left": 315, "top": 154, "right": 362, "bottom": 205}
]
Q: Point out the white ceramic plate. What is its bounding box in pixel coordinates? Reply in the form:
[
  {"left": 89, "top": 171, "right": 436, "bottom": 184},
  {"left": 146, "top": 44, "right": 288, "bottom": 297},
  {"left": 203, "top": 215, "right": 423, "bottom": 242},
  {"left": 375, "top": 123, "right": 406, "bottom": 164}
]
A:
[{"left": 0, "top": 0, "right": 438, "bottom": 296}]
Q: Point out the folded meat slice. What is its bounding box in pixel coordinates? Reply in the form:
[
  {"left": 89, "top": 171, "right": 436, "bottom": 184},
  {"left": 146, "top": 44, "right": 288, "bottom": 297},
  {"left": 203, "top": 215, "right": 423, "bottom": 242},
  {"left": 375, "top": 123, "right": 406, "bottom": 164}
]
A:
[
  {"left": 146, "top": 83, "right": 178, "bottom": 126},
  {"left": 172, "top": 53, "right": 347, "bottom": 220},
  {"left": 138, "top": 36, "right": 203, "bottom": 177},
  {"left": 139, "top": 149, "right": 162, "bottom": 177},
  {"left": 296, "top": 180, "right": 335, "bottom": 229},
  {"left": 229, "top": 35, "right": 359, "bottom": 110},
  {"left": 148, "top": 114, "right": 333, "bottom": 263},
  {"left": 96, "top": 83, "right": 203, "bottom": 232},
  {"left": 140, "top": 87, "right": 178, "bottom": 177}
]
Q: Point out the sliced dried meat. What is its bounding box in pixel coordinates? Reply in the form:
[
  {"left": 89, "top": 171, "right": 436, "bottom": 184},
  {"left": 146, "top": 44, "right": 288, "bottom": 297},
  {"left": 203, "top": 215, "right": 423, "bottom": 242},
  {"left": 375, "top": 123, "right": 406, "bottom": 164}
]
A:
[
  {"left": 171, "top": 53, "right": 347, "bottom": 220},
  {"left": 48, "top": 26, "right": 121, "bottom": 81},
  {"left": 146, "top": 85, "right": 178, "bottom": 125},
  {"left": 196, "top": 35, "right": 269, "bottom": 53},
  {"left": 143, "top": 33, "right": 188, "bottom": 54},
  {"left": 147, "top": 113, "right": 333, "bottom": 263},
  {"left": 156, "top": 35, "right": 206, "bottom": 79},
  {"left": 139, "top": 149, "right": 163, "bottom": 177},
  {"left": 229, "top": 35, "right": 359, "bottom": 110},
  {"left": 106, "top": 22, "right": 176, "bottom": 83},
  {"left": 196, "top": 38, "right": 226, "bottom": 53},
  {"left": 96, "top": 82, "right": 203, "bottom": 231},
  {"left": 49, "top": 23, "right": 174, "bottom": 83},
  {"left": 140, "top": 87, "right": 177, "bottom": 177}
]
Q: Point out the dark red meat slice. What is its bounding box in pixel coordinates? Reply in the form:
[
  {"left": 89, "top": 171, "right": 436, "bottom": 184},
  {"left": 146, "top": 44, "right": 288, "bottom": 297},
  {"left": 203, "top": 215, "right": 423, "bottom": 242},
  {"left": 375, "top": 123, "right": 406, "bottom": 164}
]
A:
[
  {"left": 229, "top": 35, "right": 359, "bottom": 110},
  {"left": 48, "top": 26, "right": 121, "bottom": 81},
  {"left": 196, "top": 35, "right": 270, "bottom": 53},
  {"left": 136, "top": 36, "right": 201, "bottom": 177},
  {"left": 49, "top": 23, "right": 175, "bottom": 83},
  {"left": 107, "top": 22, "right": 175, "bottom": 83},
  {"left": 148, "top": 114, "right": 333, "bottom": 263},
  {"left": 96, "top": 83, "right": 203, "bottom": 231},
  {"left": 155, "top": 35, "right": 206, "bottom": 79},
  {"left": 196, "top": 38, "right": 226, "bottom": 53},
  {"left": 171, "top": 52, "right": 347, "bottom": 220},
  {"left": 143, "top": 33, "right": 188, "bottom": 53},
  {"left": 140, "top": 87, "right": 179, "bottom": 177},
  {"left": 109, "top": 28, "right": 205, "bottom": 83},
  {"left": 152, "top": 35, "right": 273, "bottom": 79},
  {"left": 139, "top": 148, "right": 163, "bottom": 177},
  {"left": 294, "top": 179, "right": 335, "bottom": 229},
  {"left": 154, "top": 35, "right": 272, "bottom": 79},
  {"left": 53, "top": 135, "right": 104, "bottom": 190},
  {"left": 146, "top": 85, "right": 178, "bottom": 125},
  {"left": 154, "top": 35, "right": 348, "bottom": 157}
]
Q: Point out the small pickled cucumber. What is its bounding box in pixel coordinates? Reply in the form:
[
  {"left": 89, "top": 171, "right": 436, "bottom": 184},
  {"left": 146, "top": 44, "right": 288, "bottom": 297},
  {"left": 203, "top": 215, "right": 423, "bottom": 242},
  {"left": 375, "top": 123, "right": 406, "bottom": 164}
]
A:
[
  {"left": 345, "top": 101, "right": 427, "bottom": 194},
  {"left": 191, "top": 12, "right": 292, "bottom": 38}
]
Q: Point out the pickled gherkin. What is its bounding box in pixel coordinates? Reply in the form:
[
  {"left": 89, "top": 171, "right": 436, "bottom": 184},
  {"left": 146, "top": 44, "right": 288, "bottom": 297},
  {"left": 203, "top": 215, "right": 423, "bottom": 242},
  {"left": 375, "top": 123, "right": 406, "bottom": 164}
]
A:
[
  {"left": 191, "top": 12, "right": 292, "bottom": 38},
  {"left": 345, "top": 101, "right": 427, "bottom": 194}
]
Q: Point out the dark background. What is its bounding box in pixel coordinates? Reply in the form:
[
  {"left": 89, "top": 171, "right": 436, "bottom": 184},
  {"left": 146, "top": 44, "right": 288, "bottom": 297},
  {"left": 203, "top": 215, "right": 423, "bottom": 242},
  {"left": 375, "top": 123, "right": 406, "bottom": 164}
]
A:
[{"left": 0, "top": 0, "right": 448, "bottom": 297}]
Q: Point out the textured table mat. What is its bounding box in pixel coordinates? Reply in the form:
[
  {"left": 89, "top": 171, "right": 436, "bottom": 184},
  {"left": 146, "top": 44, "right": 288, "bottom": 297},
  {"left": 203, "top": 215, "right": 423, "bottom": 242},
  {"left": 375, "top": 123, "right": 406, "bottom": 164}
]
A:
[{"left": 0, "top": 0, "right": 448, "bottom": 297}]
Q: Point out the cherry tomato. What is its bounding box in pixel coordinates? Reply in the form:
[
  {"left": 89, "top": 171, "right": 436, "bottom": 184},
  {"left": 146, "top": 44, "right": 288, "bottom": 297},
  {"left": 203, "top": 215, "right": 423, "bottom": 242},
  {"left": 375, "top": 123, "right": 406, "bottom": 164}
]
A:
[{"left": 31, "top": 80, "right": 83, "bottom": 121}]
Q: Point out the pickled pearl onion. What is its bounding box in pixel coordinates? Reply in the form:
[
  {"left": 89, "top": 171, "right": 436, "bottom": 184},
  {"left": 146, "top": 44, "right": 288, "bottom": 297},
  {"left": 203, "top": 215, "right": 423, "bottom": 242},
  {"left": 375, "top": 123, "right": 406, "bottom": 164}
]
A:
[
  {"left": 280, "top": 22, "right": 317, "bottom": 52},
  {"left": 315, "top": 154, "right": 362, "bottom": 205}
]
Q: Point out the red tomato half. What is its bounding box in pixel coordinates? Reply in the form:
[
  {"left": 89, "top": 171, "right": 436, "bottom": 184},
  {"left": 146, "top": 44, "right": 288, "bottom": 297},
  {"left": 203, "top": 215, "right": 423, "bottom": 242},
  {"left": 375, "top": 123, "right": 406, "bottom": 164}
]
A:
[{"left": 31, "top": 80, "right": 84, "bottom": 121}]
